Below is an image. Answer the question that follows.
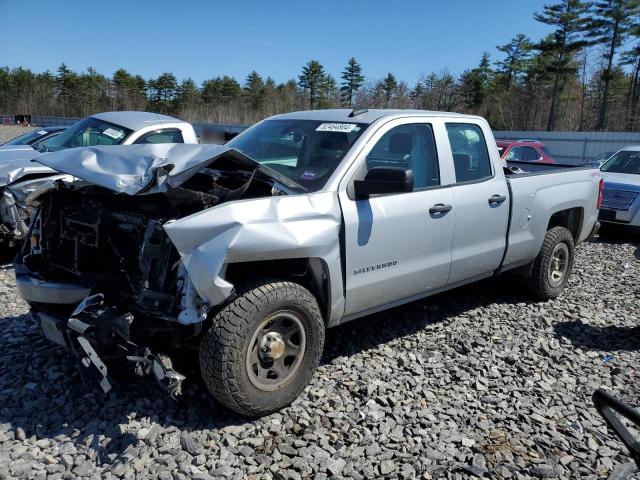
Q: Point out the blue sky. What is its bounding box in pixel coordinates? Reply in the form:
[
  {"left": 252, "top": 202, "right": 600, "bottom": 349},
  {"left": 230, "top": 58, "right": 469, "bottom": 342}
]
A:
[{"left": 1, "top": 0, "right": 552, "bottom": 86}]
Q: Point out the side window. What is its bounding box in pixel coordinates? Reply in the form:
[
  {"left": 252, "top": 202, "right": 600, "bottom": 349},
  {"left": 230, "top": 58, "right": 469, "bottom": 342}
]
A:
[
  {"left": 505, "top": 146, "right": 522, "bottom": 161},
  {"left": 522, "top": 146, "right": 541, "bottom": 161},
  {"left": 446, "top": 123, "right": 492, "bottom": 183},
  {"left": 365, "top": 124, "right": 439, "bottom": 189},
  {"left": 134, "top": 129, "right": 184, "bottom": 144}
]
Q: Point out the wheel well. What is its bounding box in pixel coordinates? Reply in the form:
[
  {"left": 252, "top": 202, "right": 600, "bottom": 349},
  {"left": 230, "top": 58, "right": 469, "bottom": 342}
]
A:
[
  {"left": 224, "top": 258, "right": 331, "bottom": 322},
  {"left": 548, "top": 207, "right": 583, "bottom": 240}
]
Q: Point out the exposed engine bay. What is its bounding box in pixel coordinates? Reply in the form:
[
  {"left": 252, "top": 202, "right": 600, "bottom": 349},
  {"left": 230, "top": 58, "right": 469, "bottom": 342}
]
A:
[{"left": 19, "top": 153, "right": 293, "bottom": 396}]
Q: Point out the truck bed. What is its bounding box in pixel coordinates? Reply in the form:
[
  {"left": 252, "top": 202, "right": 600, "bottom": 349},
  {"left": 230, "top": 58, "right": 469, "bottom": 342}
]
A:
[
  {"left": 501, "top": 162, "right": 600, "bottom": 271},
  {"left": 505, "top": 160, "right": 593, "bottom": 175}
]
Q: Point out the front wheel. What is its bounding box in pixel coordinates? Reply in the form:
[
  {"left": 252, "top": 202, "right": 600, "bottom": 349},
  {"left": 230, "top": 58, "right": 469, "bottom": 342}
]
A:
[
  {"left": 526, "top": 226, "right": 575, "bottom": 300},
  {"left": 200, "top": 281, "right": 324, "bottom": 417}
]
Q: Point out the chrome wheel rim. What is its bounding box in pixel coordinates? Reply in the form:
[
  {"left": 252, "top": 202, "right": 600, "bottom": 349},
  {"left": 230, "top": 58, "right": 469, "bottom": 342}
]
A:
[
  {"left": 246, "top": 311, "right": 306, "bottom": 391},
  {"left": 548, "top": 243, "right": 569, "bottom": 287}
]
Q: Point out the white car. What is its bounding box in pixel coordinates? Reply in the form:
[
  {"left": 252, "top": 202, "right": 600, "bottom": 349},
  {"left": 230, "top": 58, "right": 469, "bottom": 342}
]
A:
[
  {"left": 598, "top": 145, "right": 640, "bottom": 231},
  {"left": 0, "top": 111, "right": 197, "bottom": 247}
]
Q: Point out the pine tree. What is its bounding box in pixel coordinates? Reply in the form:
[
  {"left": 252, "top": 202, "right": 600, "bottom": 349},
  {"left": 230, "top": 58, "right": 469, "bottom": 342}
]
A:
[
  {"left": 298, "top": 60, "right": 329, "bottom": 109},
  {"left": 382, "top": 73, "right": 397, "bottom": 107},
  {"left": 202, "top": 76, "right": 241, "bottom": 105},
  {"left": 55, "top": 63, "right": 79, "bottom": 116},
  {"left": 534, "top": 0, "right": 590, "bottom": 130},
  {"left": 587, "top": 0, "right": 640, "bottom": 129},
  {"left": 459, "top": 53, "right": 493, "bottom": 111},
  {"left": 244, "top": 70, "right": 265, "bottom": 110},
  {"left": 340, "top": 58, "right": 365, "bottom": 107},
  {"left": 496, "top": 34, "right": 533, "bottom": 88},
  {"left": 175, "top": 78, "right": 200, "bottom": 113}
]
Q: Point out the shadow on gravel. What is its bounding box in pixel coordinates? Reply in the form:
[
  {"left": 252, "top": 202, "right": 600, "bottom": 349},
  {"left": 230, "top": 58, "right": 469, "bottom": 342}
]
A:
[
  {"left": 0, "top": 246, "right": 17, "bottom": 266},
  {"left": 0, "top": 273, "right": 531, "bottom": 453},
  {"left": 554, "top": 320, "right": 640, "bottom": 352},
  {"left": 0, "top": 315, "right": 254, "bottom": 461},
  {"left": 595, "top": 230, "right": 640, "bottom": 250},
  {"left": 322, "top": 273, "right": 527, "bottom": 364}
]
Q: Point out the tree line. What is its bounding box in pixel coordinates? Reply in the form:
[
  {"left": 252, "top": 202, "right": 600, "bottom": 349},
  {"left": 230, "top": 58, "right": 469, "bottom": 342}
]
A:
[{"left": 1, "top": 0, "right": 638, "bottom": 131}]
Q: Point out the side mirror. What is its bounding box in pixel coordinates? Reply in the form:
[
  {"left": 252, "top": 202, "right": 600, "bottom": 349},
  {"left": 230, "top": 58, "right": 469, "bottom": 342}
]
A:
[{"left": 353, "top": 167, "right": 414, "bottom": 199}]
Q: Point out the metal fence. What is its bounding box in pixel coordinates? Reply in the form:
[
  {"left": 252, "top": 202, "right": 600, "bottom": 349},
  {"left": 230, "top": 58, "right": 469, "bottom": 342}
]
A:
[
  {"left": 494, "top": 130, "right": 640, "bottom": 165},
  {"left": 31, "top": 115, "right": 82, "bottom": 127}
]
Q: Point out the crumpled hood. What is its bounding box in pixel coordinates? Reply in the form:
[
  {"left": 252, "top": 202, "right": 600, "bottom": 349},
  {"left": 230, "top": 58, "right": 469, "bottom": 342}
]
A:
[
  {"left": 34, "top": 143, "right": 268, "bottom": 195},
  {"left": 601, "top": 171, "right": 640, "bottom": 189},
  {"left": 0, "top": 147, "right": 54, "bottom": 187}
]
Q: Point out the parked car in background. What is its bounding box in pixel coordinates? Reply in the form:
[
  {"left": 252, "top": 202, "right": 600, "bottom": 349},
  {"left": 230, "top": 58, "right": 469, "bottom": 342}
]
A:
[
  {"left": 0, "top": 111, "right": 197, "bottom": 248},
  {"left": 582, "top": 151, "right": 615, "bottom": 168},
  {"left": 496, "top": 139, "right": 556, "bottom": 164},
  {"left": 598, "top": 146, "right": 640, "bottom": 232},
  {"left": 15, "top": 109, "right": 601, "bottom": 416},
  {"left": 0, "top": 126, "right": 67, "bottom": 149}
]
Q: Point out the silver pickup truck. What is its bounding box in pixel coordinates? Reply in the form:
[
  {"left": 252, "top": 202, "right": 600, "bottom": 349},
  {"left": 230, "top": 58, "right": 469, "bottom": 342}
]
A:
[{"left": 14, "top": 109, "right": 601, "bottom": 416}]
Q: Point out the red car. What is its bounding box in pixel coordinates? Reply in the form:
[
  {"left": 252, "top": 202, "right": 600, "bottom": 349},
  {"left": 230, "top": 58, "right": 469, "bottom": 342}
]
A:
[{"left": 496, "top": 139, "right": 556, "bottom": 164}]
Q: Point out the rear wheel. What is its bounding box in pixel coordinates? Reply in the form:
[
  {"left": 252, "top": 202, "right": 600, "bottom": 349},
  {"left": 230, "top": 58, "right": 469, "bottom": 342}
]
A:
[
  {"left": 526, "top": 226, "right": 575, "bottom": 300},
  {"left": 200, "top": 280, "right": 324, "bottom": 417}
]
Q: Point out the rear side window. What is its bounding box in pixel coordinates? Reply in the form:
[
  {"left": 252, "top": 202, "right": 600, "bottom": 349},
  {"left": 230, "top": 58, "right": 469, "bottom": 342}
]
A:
[
  {"left": 366, "top": 124, "right": 440, "bottom": 189},
  {"left": 446, "top": 123, "right": 492, "bottom": 183},
  {"left": 522, "top": 146, "right": 541, "bottom": 161},
  {"left": 134, "top": 129, "right": 184, "bottom": 144}
]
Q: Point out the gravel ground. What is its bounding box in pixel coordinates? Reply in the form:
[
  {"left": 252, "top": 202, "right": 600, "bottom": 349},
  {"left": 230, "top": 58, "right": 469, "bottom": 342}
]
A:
[
  {"left": 1, "top": 235, "right": 639, "bottom": 479},
  {"left": 0, "top": 125, "right": 36, "bottom": 144}
]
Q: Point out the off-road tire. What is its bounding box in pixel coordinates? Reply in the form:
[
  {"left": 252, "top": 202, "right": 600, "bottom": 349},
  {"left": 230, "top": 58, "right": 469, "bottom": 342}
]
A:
[
  {"left": 527, "top": 226, "right": 575, "bottom": 300},
  {"left": 200, "top": 280, "right": 324, "bottom": 417}
]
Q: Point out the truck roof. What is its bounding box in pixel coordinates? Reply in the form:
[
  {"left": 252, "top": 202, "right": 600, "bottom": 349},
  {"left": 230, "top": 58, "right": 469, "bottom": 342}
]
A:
[
  {"left": 269, "top": 109, "right": 484, "bottom": 125},
  {"left": 90, "top": 111, "right": 186, "bottom": 131}
]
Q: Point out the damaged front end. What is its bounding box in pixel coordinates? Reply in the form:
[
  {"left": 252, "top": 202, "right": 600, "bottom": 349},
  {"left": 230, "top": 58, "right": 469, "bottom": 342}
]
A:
[
  {"left": 0, "top": 175, "right": 74, "bottom": 248},
  {"left": 16, "top": 145, "right": 296, "bottom": 398},
  {"left": 38, "top": 293, "right": 186, "bottom": 397},
  {"left": 0, "top": 188, "right": 29, "bottom": 247}
]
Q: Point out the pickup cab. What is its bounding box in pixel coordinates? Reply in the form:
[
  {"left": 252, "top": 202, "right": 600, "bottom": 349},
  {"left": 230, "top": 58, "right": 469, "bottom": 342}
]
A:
[
  {"left": 14, "top": 109, "right": 602, "bottom": 416},
  {"left": 0, "top": 111, "right": 197, "bottom": 247}
]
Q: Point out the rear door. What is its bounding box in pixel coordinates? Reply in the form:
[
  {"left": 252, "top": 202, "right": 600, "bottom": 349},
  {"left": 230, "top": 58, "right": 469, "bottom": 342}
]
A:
[
  {"left": 339, "top": 118, "right": 455, "bottom": 316},
  {"left": 445, "top": 122, "right": 510, "bottom": 284}
]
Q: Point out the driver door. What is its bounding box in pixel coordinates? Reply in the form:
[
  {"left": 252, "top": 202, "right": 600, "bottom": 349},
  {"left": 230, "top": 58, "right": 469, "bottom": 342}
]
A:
[{"left": 339, "top": 119, "right": 455, "bottom": 317}]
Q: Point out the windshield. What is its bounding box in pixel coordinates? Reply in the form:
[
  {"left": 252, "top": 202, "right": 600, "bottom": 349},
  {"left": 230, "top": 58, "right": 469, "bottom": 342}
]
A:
[
  {"left": 37, "top": 117, "right": 132, "bottom": 152},
  {"left": 227, "top": 119, "right": 367, "bottom": 191},
  {"left": 3, "top": 129, "right": 47, "bottom": 146},
  {"left": 601, "top": 150, "right": 640, "bottom": 175}
]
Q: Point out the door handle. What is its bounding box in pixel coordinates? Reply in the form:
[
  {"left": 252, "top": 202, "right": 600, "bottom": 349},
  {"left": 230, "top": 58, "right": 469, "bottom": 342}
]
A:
[
  {"left": 488, "top": 194, "right": 507, "bottom": 205},
  {"left": 429, "top": 203, "right": 453, "bottom": 214}
]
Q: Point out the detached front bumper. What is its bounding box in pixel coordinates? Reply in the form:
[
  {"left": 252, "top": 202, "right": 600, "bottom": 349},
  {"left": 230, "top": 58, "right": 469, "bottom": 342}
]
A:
[
  {"left": 16, "top": 258, "right": 188, "bottom": 398},
  {"left": 30, "top": 297, "right": 187, "bottom": 398}
]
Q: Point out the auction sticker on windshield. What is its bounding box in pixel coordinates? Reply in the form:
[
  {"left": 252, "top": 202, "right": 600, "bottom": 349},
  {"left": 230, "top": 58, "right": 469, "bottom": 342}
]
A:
[
  {"left": 316, "top": 123, "right": 359, "bottom": 133},
  {"left": 102, "top": 128, "right": 124, "bottom": 139}
]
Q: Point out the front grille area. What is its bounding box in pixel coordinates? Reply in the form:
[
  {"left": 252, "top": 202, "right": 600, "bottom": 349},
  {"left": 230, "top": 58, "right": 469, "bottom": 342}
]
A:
[
  {"left": 39, "top": 194, "right": 179, "bottom": 314},
  {"left": 601, "top": 188, "right": 638, "bottom": 211}
]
